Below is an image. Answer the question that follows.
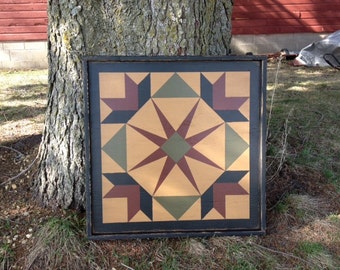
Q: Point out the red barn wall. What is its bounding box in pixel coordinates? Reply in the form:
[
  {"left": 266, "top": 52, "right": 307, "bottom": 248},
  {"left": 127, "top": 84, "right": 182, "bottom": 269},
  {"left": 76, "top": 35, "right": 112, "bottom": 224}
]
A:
[
  {"left": 232, "top": 0, "right": 340, "bottom": 35},
  {"left": 1, "top": 0, "right": 339, "bottom": 41},
  {"left": 0, "top": 0, "right": 48, "bottom": 41}
]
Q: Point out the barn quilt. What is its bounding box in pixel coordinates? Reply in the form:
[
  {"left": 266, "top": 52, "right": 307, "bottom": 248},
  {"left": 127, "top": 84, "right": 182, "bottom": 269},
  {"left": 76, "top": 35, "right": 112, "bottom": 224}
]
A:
[{"left": 84, "top": 56, "right": 266, "bottom": 239}]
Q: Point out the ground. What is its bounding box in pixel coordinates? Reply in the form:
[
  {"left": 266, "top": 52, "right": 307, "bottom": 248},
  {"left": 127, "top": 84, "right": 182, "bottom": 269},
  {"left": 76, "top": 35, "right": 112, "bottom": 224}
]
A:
[{"left": 0, "top": 62, "right": 339, "bottom": 269}]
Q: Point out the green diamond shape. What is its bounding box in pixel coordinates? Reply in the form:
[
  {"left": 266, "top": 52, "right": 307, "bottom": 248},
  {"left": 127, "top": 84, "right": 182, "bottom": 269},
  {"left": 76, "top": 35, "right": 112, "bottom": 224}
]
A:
[{"left": 161, "top": 132, "right": 191, "bottom": 162}]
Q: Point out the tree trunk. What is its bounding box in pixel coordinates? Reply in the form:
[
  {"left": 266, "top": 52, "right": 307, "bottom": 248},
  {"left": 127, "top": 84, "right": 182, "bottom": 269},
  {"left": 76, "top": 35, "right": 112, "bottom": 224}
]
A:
[{"left": 35, "top": 0, "right": 233, "bottom": 209}]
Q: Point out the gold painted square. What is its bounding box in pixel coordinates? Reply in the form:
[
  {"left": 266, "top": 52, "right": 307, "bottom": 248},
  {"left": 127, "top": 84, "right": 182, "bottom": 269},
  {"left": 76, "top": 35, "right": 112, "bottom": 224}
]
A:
[
  {"left": 99, "top": 73, "right": 126, "bottom": 98},
  {"left": 103, "top": 198, "right": 128, "bottom": 223},
  {"left": 225, "top": 72, "right": 250, "bottom": 97},
  {"left": 225, "top": 195, "right": 250, "bottom": 219}
]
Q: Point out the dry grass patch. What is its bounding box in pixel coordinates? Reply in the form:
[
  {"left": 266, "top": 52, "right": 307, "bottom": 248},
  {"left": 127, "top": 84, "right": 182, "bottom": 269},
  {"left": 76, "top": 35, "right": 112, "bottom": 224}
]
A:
[
  {"left": 25, "top": 214, "right": 107, "bottom": 270},
  {"left": 0, "top": 70, "right": 47, "bottom": 142}
]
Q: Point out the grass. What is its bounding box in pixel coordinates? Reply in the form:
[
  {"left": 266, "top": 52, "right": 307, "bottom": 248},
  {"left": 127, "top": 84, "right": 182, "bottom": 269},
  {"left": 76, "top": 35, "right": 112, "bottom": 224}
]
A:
[
  {"left": 295, "top": 242, "right": 337, "bottom": 270},
  {"left": 266, "top": 63, "right": 340, "bottom": 189},
  {"left": 1, "top": 62, "right": 340, "bottom": 269},
  {"left": 25, "top": 213, "right": 106, "bottom": 270},
  {"left": 273, "top": 194, "right": 333, "bottom": 225},
  {"left": 0, "top": 243, "right": 13, "bottom": 270},
  {"left": 0, "top": 70, "right": 47, "bottom": 142},
  {"left": 297, "top": 241, "right": 325, "bottom": 255},
  {"left": 102, "top": 237, "right": 280, "bottom": 269}
]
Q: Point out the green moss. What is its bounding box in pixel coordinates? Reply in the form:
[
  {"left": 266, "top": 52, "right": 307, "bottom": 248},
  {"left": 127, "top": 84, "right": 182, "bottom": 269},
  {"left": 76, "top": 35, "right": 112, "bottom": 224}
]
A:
[{"left": 296, "top": 242, "right": 325, "bottom": 255}]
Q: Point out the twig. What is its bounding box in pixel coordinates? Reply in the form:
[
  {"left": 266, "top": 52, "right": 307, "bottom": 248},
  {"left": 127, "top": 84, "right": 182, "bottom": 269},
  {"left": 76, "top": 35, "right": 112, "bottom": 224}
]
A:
[
  {"left": 267, "top": 108, "right": 293, "bottom": 183},
  {"left": 251, "top": 242, "right": 314, "bottom": 268},
  {"left": 312, "top": 110, "right": 324, "bottom": 122},
  {"left": 0, "top": 156, "right": 37, "bottom": 187},
  {"left": 120, "top": 263, "right": 135, "bottom": 270},
  {"left": 0, "top": 216, "right": 21, "bottom": 224},
  {"left": 267, "top": 54, "right": 283, "bottom": 140},
  {"left": 267, "top": 191, "right": 288, "bottom": 211},
  {"left": 0, "top": 145, "right": 25, "bottom": 157}
]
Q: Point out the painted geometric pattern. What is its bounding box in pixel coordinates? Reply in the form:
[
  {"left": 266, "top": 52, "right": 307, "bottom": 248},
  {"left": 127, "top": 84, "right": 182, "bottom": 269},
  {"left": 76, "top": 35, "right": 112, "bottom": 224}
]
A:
[{"left": 99, "top": 71, "right": 251, "bottom": 223}]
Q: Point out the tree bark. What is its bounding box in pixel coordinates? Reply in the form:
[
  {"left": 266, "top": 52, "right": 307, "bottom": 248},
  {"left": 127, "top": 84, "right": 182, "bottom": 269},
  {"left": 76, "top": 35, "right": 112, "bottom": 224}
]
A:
[{"left": 35, "top": 0, "right": 233, "bottom": 209}]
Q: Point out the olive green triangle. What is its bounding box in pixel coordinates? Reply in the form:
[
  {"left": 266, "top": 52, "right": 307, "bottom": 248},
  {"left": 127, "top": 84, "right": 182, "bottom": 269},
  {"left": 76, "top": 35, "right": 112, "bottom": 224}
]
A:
[
  {"left": 153, "top": 73, "right": 198, "bottom": 98},
  {"left": 102, "top": 125, "right": 127, "bottom": 170},
  {"left": 226, "top": 124, "right": 249, "bottom": 169},
  {"left": 154, "top": 196, "right": 200, "bottom": 220}
]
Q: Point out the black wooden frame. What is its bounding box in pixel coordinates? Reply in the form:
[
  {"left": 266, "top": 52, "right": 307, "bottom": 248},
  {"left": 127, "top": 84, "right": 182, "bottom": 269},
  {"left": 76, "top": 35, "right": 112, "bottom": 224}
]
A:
[{"left": 83, "top": 56, "right": 267, "bottom": 240}]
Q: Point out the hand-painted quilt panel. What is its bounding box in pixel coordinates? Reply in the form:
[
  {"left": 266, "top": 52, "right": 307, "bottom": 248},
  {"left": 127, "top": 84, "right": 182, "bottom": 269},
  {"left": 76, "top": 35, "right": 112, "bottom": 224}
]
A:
[{"left": 84, "top": 57, "right": 266, "bottom": 239}]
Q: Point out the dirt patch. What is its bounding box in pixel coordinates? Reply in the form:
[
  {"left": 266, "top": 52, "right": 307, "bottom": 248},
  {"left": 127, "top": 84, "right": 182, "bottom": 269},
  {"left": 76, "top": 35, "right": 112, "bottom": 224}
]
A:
[
  {"left": 0, "top": 134, "right": 41, "bottom": 195},
  {"left": 0, "top": 135, "right": 64, "bottom": 268},
  {"left": 266, "top": 164, "right": 339, "bottom": 210}
]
